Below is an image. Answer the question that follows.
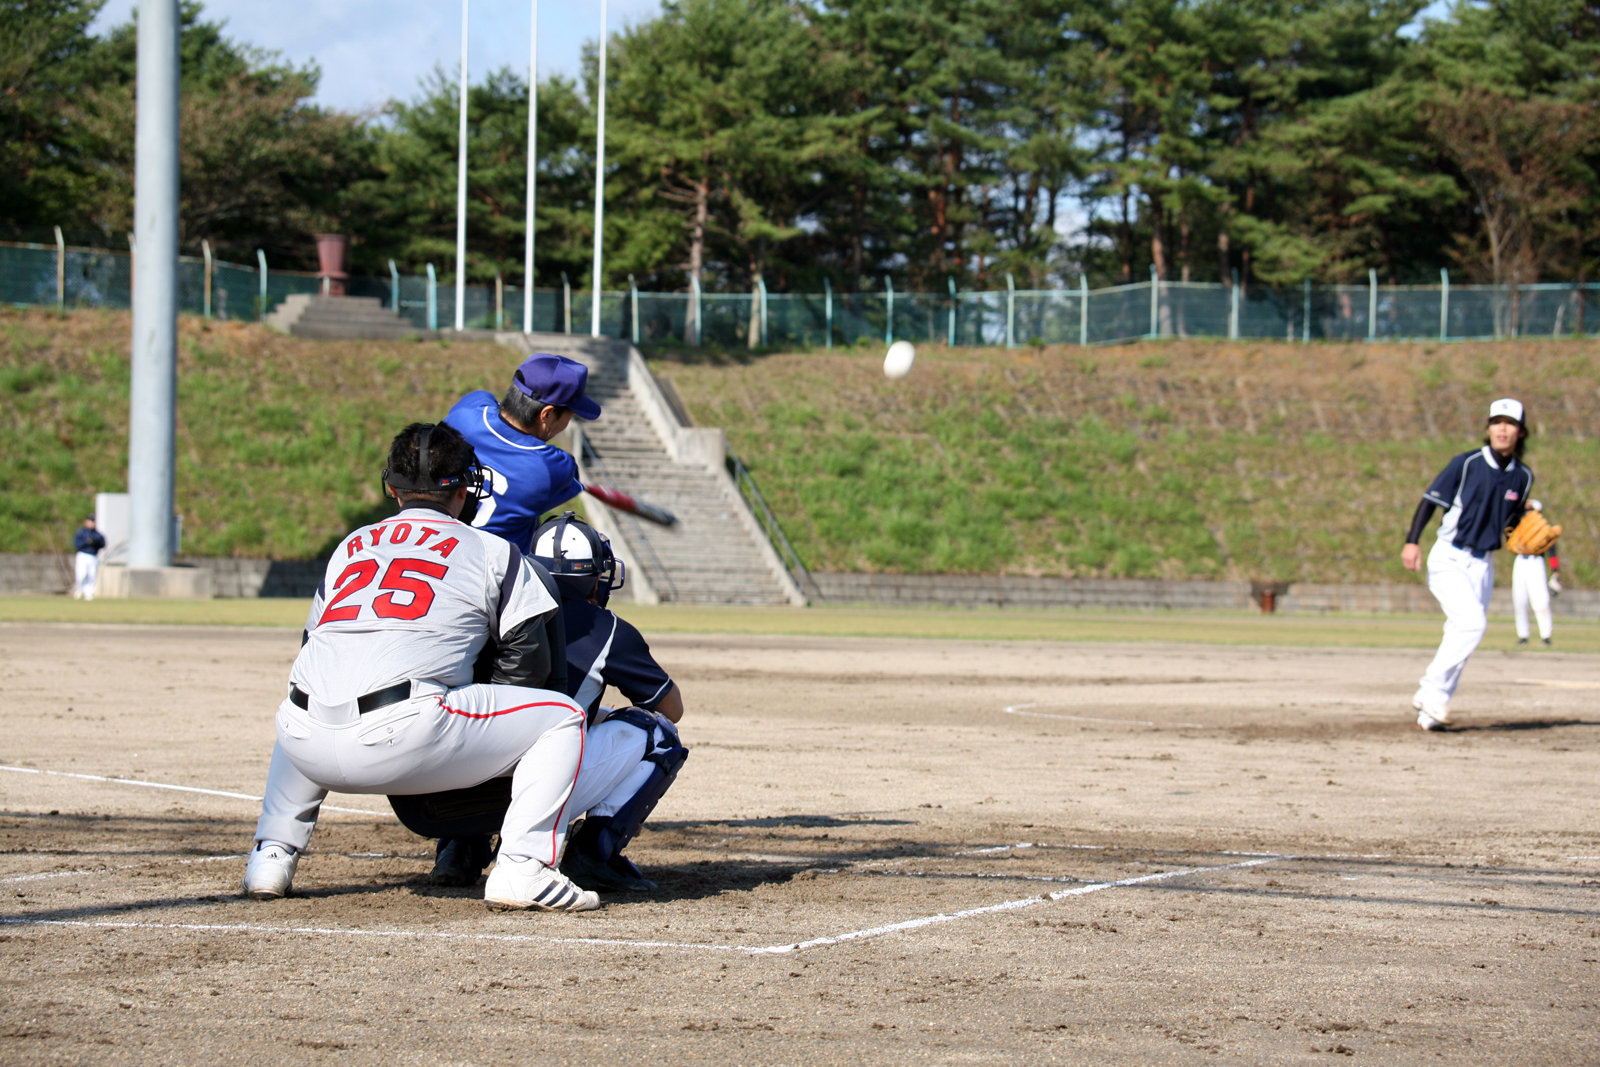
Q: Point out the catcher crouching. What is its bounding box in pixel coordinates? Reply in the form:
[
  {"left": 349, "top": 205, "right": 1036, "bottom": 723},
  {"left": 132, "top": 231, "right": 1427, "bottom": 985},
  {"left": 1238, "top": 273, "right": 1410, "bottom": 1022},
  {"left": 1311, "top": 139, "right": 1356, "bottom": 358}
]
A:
[{"left": 1401, "top": 398, "right": 1546, "bottom": 731}]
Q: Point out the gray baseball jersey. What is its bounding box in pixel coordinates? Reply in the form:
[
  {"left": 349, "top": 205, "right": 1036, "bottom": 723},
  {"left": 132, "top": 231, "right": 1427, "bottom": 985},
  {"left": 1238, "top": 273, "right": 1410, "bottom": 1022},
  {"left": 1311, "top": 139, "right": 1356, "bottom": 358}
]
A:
[{"left": 292, "top": 506, "right": 558, "bottom": 703}]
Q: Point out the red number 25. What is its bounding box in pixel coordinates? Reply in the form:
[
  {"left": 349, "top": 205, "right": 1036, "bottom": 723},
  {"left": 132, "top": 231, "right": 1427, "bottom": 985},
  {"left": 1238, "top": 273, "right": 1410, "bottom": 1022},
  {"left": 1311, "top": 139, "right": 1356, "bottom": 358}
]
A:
[{"left": 319, "top": 558, "right": 449, "bottom": 625}]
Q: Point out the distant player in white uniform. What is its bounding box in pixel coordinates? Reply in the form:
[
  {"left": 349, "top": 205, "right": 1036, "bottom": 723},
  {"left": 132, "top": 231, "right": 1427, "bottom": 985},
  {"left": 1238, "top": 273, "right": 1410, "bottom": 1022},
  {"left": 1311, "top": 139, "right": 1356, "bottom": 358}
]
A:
[
  {"left": 1511, "top": 500, "right": 1559, "bottom": 647},
  {"left": 1402, "top": 398, "right": 1534, "bottom": 731},
  {"left": 243, "top": 421, "right": 600, "bottom": 912},
  {"left": 72, "top": 517, "right": 105, "bottom": 600}
]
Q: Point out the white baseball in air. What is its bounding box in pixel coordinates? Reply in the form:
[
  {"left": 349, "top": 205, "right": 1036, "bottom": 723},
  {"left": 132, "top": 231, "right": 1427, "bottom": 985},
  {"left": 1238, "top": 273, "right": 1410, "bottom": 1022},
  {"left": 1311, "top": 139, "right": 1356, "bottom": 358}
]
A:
[{"left": 883, "top": 340, "right": 916, "bottom": 379}]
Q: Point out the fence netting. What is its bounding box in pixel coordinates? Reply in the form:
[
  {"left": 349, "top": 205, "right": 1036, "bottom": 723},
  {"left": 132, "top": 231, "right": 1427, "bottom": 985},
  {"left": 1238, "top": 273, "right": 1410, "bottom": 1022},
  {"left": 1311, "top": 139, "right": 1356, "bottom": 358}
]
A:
[{"left": 6, "top": 239, "right": 1600, "bottom": 346}]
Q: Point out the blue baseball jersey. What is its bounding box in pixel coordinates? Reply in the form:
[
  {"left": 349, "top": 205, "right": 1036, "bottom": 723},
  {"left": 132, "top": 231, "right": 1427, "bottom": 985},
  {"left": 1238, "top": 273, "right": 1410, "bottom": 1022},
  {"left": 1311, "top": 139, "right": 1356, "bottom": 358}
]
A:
[
  {"left": 1424, "top": 446, "right": 1534, "bottom": 556},
  {"left": 561, "top": 600, "right": 674, "bottom": 719},
  {"left": 444, "top": 390, "right": 584, "bottom": 554}
]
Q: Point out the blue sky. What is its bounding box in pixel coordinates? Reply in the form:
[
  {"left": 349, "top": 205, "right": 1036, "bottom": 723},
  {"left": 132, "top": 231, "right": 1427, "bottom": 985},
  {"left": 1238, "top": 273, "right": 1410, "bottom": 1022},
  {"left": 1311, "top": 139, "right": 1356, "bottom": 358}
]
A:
[
  {"left": 92, "top": 0, "right": 1456, "bottom": 117},
  {"left": 91, "top": 0, "right": 666, "bottom": 114}
]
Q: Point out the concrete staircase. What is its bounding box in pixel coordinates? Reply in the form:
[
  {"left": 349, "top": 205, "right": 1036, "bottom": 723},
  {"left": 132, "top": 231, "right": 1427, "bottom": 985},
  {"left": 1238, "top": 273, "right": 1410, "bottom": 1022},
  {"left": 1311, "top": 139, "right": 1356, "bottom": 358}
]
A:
[
  {"left": 266, "top": 295, "right": 423, "bottom": 340},
  {"left": 497, "top": 332, "right": 805, "bottom": 607}
]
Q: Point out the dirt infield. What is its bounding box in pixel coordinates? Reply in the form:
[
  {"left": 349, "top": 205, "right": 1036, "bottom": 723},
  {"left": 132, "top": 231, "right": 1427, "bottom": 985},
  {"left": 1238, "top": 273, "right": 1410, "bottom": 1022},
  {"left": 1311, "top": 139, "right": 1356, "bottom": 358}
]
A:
[{"left": 2, "top": 622, "right": 1597, "bottom": 1065}]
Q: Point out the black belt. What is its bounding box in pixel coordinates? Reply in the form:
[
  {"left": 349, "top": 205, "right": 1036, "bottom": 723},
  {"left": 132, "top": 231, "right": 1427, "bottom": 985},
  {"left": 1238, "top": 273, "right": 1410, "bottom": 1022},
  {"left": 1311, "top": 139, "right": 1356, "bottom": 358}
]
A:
[{"left": 290, "top": 681, "right": 412, "bottom": 715}]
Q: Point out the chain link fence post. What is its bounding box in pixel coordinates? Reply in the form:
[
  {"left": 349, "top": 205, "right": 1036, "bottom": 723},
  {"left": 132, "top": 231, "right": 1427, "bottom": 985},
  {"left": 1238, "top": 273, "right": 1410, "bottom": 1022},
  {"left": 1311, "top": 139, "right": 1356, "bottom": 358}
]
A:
[{"left": 255, "top": 249, "right": 267, "bottom": 322}]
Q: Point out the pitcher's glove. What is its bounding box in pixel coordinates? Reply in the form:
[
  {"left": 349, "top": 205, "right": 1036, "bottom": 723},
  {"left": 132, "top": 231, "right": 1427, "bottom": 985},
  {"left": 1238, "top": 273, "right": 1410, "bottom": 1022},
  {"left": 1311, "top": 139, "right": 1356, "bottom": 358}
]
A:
[
  {"left": 1506, "top": 510, "right": 1562, "bottom": 556},
  {"left": 1548, "top": 572, "right": 1563, "bottom": 596}
]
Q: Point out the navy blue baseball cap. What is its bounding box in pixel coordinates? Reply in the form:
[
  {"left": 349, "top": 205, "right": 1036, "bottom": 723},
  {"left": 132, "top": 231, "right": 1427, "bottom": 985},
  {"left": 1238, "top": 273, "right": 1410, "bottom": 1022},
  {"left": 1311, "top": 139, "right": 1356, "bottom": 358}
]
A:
[{"left": 511, "top": 353, "right": 602, "bottom": 421}]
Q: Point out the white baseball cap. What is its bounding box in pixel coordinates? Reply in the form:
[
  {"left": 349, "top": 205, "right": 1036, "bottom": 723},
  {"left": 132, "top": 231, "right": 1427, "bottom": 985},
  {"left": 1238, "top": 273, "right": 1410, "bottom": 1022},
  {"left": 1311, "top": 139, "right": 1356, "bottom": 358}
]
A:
[{"left": 1488, "top": 398, "right": 1524, "bottom": 424}]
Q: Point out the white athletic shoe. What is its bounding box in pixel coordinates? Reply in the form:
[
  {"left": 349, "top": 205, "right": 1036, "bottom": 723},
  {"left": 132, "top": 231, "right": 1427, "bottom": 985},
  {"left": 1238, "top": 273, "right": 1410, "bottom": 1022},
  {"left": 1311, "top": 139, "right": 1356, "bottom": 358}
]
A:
[
  {"left": 484, "top": 856, "right": 600, "bottom": 912},
  {"left": 242, "top": 843, "right": 299, "bottom": 899},
  {"left": 1412, "top": 697, "right": 1451, "bottom": 732}
]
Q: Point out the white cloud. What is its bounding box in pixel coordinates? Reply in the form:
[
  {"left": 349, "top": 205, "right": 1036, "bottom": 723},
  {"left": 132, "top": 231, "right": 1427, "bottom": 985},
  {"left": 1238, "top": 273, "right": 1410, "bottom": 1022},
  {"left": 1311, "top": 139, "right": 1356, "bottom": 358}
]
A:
[{"left": 91, "top": 0, "right": 664, "bottom": 112}]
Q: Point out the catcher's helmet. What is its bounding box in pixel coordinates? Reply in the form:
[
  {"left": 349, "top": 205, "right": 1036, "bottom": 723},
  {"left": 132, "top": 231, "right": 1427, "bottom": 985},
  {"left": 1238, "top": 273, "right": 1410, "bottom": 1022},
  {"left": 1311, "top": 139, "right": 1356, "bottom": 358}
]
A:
[{"left": 532, "top": 511, "right": 626, "bottom": 606}]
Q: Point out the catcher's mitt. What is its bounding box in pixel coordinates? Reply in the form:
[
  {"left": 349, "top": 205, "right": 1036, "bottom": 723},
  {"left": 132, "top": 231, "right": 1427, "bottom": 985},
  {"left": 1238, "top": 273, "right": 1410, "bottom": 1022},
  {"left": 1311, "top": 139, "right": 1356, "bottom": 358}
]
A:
[{"left": 1506, "top": 509, "right": 1562, "bottom": 556}]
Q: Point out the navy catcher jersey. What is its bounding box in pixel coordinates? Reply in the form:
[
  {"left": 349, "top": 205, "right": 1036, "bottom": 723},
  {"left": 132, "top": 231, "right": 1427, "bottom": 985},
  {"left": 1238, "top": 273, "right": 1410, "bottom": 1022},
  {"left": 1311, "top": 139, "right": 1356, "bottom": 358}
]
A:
[
  {"left": 1424, "top": 446, "right": 1534, "bottom": 556},
  {"left": 444, "top": 390, "right": 584, "bottom": 553},
  {"left": 561, "top": 600, "right": 674, "bottom": 718}
]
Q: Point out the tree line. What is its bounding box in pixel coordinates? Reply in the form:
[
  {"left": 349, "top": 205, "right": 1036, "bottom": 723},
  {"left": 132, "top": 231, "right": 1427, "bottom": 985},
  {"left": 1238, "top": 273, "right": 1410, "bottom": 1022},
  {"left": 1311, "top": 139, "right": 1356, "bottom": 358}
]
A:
[{"left": 4, "top": 0, "right": 1598, "bottom": 295}]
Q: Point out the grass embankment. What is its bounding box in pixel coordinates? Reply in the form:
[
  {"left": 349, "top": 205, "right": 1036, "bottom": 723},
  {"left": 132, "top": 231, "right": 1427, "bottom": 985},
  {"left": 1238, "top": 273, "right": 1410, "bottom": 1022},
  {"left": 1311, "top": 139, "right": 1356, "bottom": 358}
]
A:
[
  {"left": 0, "top": 308, "right": 527, "bottom": 558},
  {"left": 652, "top": 339, "right": 1600, "bottom": 586},
  {"left": 5, "top": 596, "right": 1599, "bottom": 652}
]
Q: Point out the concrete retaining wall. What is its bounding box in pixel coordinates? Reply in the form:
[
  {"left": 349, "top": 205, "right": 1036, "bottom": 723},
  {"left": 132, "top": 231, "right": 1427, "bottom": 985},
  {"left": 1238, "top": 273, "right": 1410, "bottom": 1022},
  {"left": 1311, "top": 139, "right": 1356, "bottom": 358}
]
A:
[
  {"left": 809, "top": 571, "right": 1600, "bottom": 620},
  {"left": 810, "top": 573, "right": 1259, "bottom": 611},
  {"left": 0, "top": 554, "right": 72, "bottom": 595},
  {"left": 6, "top": 552, "right": 1599, "bottom": 618},
  {"left": 0, "top": 555, "right": 323, "bottom": 598}
]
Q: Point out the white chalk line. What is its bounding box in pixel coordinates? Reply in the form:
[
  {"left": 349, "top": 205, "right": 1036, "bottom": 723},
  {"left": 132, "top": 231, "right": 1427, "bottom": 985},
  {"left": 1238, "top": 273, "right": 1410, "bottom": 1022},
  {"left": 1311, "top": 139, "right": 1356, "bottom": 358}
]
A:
[
  {"left": 860, "top": 869, "right": 1094, "bottom": 886},
  {"left": 1516, "top": 679, "right": 1600, "bottom": 690},
  {"left": 954, "top": 841, "right": 1287, "bottom": 859},
  {"left": 0, "top": 856, "right": 1283, "bottom": 955},
  {"left": 1002, "top": 703, "right": 1206, "bottom": 729},
  {"left": 0, "top": 765, "right": 390, "bottom": 817},
  {"left": 1, "top": 853, "right": 246, "bottom": 886},
  {"left": 0, "top": 851, "right": 431, "bottom": 887}
]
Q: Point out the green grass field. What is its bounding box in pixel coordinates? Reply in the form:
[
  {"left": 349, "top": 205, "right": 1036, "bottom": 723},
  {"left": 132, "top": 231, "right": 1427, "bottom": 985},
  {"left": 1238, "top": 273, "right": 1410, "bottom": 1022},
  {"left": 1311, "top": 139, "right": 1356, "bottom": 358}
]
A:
[
  {"left": 0, "top": 308, "right": 528, "bottom": 559},
  {"left": 653, "top": 336, "right": 1600, "bottom": 586},
  {"left": 4, "top": 596, "right": 1597, "bottom": 653},
  {"left": 6, "top": 307, "right": 1599, "bottom": 589}
]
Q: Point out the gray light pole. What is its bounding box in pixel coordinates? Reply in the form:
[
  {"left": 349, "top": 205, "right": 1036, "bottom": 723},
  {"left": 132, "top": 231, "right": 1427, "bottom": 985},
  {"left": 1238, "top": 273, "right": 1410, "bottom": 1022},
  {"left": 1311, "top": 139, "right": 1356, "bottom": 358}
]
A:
[
  {"left": 589, "top": 0, "right": 607, "bottom": 337},
  {"left": 454, "top": 0, "right": 470, "bottom": 332},
  {"left": 523, "top": 0, "right": 537, "bottom": 334},
  {"left": 128, "top": 0, "right": 179, "bottom": 569}
]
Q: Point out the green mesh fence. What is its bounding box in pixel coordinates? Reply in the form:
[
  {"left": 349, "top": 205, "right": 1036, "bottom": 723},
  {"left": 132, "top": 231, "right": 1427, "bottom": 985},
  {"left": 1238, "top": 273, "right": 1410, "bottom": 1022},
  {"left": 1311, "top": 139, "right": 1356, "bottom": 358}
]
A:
[{"left": 8, "top": 240, "right": 1600, "bottom": 345}]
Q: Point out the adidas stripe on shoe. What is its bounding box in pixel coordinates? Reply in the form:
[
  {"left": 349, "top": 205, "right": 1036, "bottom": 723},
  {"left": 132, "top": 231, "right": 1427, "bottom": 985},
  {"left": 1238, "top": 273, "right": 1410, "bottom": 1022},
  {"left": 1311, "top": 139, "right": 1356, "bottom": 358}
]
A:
[{"left": 484, "top": 855, "right": 600, "bottom": 912}]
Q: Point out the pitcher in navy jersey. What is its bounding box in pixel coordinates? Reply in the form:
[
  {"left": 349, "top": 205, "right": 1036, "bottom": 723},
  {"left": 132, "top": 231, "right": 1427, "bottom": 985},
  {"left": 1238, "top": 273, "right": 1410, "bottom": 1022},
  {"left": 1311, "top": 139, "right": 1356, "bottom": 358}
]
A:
[{"left": 1402, "top": 398, "right": 1535, "bottom": 731}]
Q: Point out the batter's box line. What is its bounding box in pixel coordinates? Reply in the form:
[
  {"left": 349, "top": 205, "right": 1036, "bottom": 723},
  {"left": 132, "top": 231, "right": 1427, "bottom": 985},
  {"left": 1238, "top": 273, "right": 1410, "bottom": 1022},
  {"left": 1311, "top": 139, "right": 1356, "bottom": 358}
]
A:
[
  {"left": 0, "top": 856, "right": 1285, "bottom": 956},
  {"left": 0, "top": 851, "right": 432, "bottom": 887},
  {"left": 0, "top": 764, "right": 391, "bottom": 817},
  {"left": 1002, "top": 703, "right": 1207, "bottom": 729}
]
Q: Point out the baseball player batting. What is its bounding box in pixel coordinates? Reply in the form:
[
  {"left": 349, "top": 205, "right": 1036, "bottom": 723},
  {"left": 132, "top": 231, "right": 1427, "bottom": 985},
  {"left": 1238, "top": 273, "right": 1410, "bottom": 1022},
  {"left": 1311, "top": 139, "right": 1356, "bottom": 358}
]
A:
[
  {"left": 243, "top": 421, "right": 599, "bottom": 912},
  {"left": 444, "top": 352, "right": 672, "bottom": 555},
  {"left": 1401, "top": 398, "right": 1534, "bottom": 731}
]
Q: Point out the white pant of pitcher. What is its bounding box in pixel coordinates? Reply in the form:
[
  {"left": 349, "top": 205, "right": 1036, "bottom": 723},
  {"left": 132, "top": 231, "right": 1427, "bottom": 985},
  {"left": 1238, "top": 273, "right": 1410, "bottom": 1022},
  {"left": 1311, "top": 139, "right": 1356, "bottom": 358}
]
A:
[
  {"left": 1415, "top": 541, "right": 1494, "bottom": 709},
  {"left": 1511, "top": 554, "right": 1552, "bottom": 641},
  {"left": 255, "top": 679, "right": 586, "bottom": 865}
]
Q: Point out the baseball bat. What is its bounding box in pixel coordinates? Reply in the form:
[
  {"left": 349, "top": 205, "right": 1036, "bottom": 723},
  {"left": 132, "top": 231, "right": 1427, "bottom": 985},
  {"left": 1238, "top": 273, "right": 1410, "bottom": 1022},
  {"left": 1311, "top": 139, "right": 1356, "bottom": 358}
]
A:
[{"left": 583, "top": 484, "right": 678, "bottom": 526}]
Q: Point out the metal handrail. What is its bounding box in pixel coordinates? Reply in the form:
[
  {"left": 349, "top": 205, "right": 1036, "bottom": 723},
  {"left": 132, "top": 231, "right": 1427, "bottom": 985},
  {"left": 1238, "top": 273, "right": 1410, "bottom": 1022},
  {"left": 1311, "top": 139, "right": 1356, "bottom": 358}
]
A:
[{"left": 726, "top": 449, "right": 824, "bottom": 602}]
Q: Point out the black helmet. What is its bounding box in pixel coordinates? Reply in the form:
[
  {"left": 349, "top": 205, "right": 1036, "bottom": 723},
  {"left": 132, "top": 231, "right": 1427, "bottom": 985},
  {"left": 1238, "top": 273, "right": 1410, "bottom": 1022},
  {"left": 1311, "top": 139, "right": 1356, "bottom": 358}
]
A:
[
  {"left": 381, "top": 422, "right": 486, "bottom": 524},
  {"left": 531, "top": 512, "right": 626, "bottom": 606}
]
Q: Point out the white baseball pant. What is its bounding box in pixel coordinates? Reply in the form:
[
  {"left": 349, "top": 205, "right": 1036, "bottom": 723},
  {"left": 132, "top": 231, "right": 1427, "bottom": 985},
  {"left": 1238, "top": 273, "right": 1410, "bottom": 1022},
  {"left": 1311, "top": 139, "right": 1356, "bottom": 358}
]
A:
[
  {"left": 1415, "top": 541, "right": 1495, "bottom": 707},
  {"left": 565, "top": 716, "right": 668, "bottom": 822},
  {"left": 73, "top": 552, "right": 98, "bottom": 600},
  {"left": 1512, "top": 554, "right": 1552, "bottom": 641},
  {"left": 254, "top": 679, "right": 586, "bottom": 865}
]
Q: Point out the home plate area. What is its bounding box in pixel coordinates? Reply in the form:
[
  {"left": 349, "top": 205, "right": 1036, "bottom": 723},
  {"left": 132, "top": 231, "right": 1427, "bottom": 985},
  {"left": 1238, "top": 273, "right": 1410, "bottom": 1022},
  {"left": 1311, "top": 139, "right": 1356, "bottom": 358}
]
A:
[{"left": 3, "top": 626, "right": 1599, "bottom": 1062}]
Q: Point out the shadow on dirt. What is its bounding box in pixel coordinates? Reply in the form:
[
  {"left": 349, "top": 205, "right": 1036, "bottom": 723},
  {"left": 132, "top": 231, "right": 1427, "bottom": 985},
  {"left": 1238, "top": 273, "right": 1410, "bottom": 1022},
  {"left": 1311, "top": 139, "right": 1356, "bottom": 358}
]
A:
[
  {"left": 1455, "top": 718, "right": 1600, "bottom": 732},
  {"left": 653, "top": 814, "right": 914, "bottom": 830}
]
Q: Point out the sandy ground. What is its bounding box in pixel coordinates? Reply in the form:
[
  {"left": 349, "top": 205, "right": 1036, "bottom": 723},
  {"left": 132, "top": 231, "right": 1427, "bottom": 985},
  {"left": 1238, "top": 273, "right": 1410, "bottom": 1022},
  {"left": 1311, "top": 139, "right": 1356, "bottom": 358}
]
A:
[{"left": 1, "top": 621, "right": 1597, "bottom": 1065}]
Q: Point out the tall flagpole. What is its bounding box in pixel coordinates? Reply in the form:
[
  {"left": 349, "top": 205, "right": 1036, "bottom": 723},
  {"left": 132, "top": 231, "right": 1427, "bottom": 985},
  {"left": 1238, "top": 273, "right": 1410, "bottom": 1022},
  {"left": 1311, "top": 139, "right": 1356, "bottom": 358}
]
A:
[
  {"left": 454, "top": 0, "right": 470, "bottom": 332},
  {"left": 589, "top": 0, "right": 607, "bottom": 337},
  {"left": 523, "top": 0, "right": 537, "bottom": 334}
]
